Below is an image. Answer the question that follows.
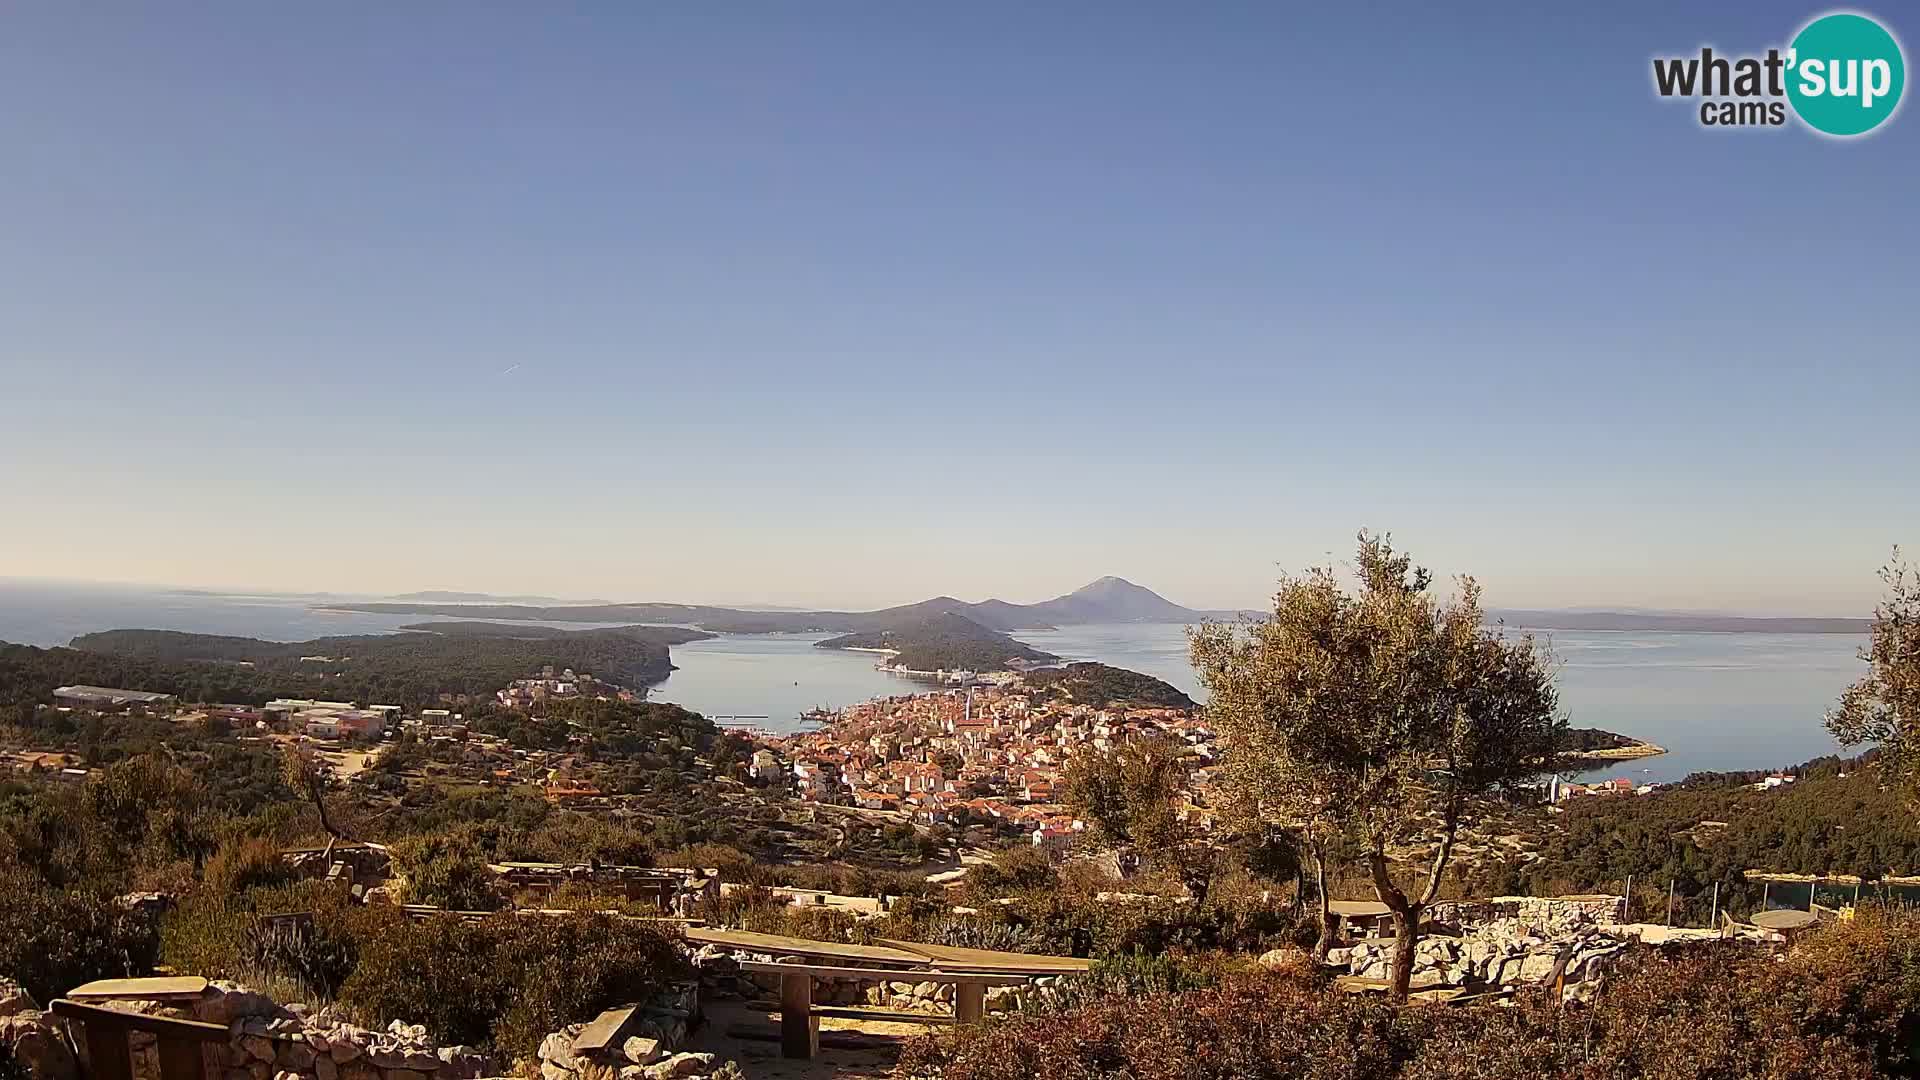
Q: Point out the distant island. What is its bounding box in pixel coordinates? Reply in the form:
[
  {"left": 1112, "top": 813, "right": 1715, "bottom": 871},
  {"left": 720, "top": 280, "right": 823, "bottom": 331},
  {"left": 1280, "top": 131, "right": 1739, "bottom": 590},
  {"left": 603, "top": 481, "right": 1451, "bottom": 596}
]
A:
[
  {"left": 324, "top": 576, "right": 1254, "bottom": 634},
  {"left": 815, "top": 612, "right": 1058, "bottom": 673},
  {"left": 326, "top": 578, "right": 1868, "bottom": 636},
  {"left": 1560, "top": 726, "right": 1667, "bottom": 769},
  {"left": 385, "top": 590, "right": 568, "bottom": 604}
]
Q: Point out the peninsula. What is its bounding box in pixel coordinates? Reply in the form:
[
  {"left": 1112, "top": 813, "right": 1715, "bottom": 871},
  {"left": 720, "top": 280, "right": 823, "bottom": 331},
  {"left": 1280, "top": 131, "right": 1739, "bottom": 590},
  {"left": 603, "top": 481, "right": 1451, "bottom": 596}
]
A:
[
  {"left": 2, "top": 622, "right": 709, "bottom": 710},
  {"left": 813, "top": 611, "right": 1058, "bottom": 674}
]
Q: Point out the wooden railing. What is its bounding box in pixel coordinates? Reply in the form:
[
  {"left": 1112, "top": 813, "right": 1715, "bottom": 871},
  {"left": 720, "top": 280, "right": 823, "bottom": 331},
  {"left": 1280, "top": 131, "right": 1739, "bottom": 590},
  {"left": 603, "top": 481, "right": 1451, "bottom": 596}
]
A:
[{"left": 51, "top": 999, "right": 230, "bottom": 1080}]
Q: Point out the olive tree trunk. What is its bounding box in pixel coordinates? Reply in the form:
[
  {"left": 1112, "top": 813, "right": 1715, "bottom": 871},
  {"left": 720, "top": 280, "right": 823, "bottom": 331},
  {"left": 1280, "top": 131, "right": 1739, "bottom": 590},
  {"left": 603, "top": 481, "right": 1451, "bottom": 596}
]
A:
[
  {"left": 1311, "top": 845, "right": 1338, "bottom": 961},
  {"left": 1367, "top": 807, "right": 1461, "bottom": 1002}
]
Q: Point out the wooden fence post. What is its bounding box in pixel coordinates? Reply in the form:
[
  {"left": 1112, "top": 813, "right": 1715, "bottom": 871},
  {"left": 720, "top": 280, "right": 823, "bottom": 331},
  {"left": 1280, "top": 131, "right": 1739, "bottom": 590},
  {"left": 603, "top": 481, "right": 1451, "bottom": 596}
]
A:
[{"left": 779, "top": 973, "right": 818, "bottom": 1060}]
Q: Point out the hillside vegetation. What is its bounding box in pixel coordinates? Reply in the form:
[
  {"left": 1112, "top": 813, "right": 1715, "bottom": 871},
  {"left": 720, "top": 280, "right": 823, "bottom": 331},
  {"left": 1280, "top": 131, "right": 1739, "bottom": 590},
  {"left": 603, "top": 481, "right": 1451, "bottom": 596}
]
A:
[
  {"left": 0, "top": 623, "right": 708, "bottom": 709},
  {"left": 904, "top": 908, "right": 1920, "bottom": 1080},
  {"left": 1021, "top": 662, "right": 1195, "bottom": 709},
  {"left": 815, "top": 612, "right": 1058, "bottom": 672},
  {"left": 1473, "top": 751, "right": 1920, "bottom": 923}
]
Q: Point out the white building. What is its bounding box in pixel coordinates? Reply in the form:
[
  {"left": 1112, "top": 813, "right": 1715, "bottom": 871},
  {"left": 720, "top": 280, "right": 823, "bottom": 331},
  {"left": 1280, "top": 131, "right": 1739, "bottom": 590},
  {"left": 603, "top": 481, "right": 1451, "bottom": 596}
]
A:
[{"left": 750, "top": 749, "right": 785, "bottom": 784}]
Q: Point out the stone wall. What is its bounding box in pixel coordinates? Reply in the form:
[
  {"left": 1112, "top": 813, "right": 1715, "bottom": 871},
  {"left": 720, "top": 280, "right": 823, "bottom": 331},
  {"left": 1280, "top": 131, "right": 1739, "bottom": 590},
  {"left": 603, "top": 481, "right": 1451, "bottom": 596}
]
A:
[
  {"left": 1329, "top": 897, "right": 1631, "bottom": 994},
  {"left": 66, "top": 982, "right": 500, "bottom": 1080},
  {"left": 1331, "top": 920, "right": 1627, "bottom": 993},
  {"left": 0, "top": 978, "right": 747, "bottom": 1080},
  {"left": 690, "top": 944, "right": 1063, "bottom": 1016},
  {"left": 1426, "top": 895, "right": 1626, "bottom": 934}
]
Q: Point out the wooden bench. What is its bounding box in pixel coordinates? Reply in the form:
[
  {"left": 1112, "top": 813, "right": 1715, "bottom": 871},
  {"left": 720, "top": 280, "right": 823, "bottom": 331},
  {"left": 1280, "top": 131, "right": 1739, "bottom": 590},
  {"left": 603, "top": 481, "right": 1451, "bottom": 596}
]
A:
[
  {"left": 52, "top": 999, "right": 233, "bottom": 1080},
  {"left": 737, "top": 961, "right": 1032, "bottom": 1059},
  {"left": 68, "top": 977, "right": 210, "bottom": 1003}
]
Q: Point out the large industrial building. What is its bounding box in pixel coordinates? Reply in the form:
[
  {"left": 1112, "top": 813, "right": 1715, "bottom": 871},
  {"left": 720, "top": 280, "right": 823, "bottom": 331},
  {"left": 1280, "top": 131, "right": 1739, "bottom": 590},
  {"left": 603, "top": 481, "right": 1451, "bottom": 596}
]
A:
[{"left": 51, "top": 685, "right": 177, "bottom": 714}]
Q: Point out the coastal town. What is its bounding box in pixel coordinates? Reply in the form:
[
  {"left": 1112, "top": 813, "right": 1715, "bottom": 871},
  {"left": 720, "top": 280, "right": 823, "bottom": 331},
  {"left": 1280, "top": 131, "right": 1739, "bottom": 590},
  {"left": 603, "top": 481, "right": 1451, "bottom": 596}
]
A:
[
  {"left": 11, "top": 667, "right": 1695, "bottom": 838},
  {"left": 8, "top": 670, "right": 1227, "bottom": 852},
  {"left": 0, "top": 585, "right": 1907, "bottom": 1080},
  {"left": 766, "top": 682, "right": 1217, "bottom": 847}
]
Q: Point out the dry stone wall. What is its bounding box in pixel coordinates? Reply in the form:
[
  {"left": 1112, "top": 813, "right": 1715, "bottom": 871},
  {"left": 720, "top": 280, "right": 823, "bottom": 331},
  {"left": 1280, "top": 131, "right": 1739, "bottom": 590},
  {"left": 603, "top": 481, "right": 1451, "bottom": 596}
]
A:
[
  {"left": 0, "top": 979, "right": 733, "bottom": 1080},
  {"left": 691, "top": 944, "right": 1060, "bottom": 1016},
  {"left": 1426, "top": 895, "right": 1626, "bottom": 933},
  {"left": 65, "top": 982, "right": 500, "bottom": 1080}
]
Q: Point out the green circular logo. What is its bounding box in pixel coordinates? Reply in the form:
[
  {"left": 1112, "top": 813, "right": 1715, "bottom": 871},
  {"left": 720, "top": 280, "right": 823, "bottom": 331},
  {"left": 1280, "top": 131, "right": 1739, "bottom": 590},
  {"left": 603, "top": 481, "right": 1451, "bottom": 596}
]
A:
[{"left": 1787, "top": 12, "right": 1906, "bottom": 136}]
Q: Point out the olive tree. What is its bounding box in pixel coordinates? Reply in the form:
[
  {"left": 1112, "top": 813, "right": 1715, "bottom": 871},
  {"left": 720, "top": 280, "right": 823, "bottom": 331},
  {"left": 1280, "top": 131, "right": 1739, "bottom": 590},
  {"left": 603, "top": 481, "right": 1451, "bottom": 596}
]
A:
[
  {"left": 282, "top": 745, "right": 344, "bottom": 839},
  {"left": 1828, "top": 549, "right": 1920, "bottom": 801},
  {"left": 1061, "top": 733, "right": 1217, "bottom": 902},
  {"left": 1190, "top": 532, "right": 1563, "bottom": 1000}
]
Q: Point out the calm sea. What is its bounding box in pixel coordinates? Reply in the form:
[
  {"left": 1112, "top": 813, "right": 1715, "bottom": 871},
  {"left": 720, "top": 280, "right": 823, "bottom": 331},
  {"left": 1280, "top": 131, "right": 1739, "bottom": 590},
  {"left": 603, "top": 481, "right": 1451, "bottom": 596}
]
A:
[
  {"left": 0, "top": 581, "right": 1868, "bottom": 783},
  {"left": 1015, "top": 623, "right": 1867, "bottom": 784}
]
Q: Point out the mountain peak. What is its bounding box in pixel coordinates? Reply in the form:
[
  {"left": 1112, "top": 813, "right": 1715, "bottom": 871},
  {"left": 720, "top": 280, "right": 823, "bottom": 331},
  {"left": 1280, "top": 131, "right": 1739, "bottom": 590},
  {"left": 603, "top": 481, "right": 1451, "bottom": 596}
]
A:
[
  {"left": 1075, "top": 575, "right": 1147, "bottom": 593},
  {"left": 1034, "top": 577, "right": 1199, "bottom": 623}
]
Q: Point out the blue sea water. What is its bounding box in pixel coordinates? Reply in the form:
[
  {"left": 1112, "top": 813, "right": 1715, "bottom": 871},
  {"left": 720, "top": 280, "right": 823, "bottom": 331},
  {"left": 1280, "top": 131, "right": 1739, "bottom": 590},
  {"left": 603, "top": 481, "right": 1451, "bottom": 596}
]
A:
[
  {"left": 1016, "top": 622, "right": 1866, "bottom": 784},
  {"left": 0, "top": 580, "right": 430, "bottom": 644},
  {"left": 0, "top": 581, "right": 1868, "bottom": 782}
]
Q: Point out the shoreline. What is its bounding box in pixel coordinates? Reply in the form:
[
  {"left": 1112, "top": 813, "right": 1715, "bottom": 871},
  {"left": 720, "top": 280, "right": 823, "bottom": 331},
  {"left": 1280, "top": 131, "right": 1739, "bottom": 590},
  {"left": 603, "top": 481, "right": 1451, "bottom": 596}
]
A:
[{"left": 1563, "top": 741, "right": 1668, "bottom": 772}]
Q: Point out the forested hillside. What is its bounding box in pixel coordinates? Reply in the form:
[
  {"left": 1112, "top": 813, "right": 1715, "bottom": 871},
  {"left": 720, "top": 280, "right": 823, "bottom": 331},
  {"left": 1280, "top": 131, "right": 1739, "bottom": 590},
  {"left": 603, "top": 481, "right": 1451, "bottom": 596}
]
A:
[
  {"left": 814, "top": 612, "right": 1057, "bottom": 672},
  {"left": 0, "top": 623, "right": 709, "bottom": 709},
  {"left": 1474, "top": 751, "right": 1920, "bottom": 922},
  {"left": 1021, "top": 662, "right": 1195, "bottom": 709}
]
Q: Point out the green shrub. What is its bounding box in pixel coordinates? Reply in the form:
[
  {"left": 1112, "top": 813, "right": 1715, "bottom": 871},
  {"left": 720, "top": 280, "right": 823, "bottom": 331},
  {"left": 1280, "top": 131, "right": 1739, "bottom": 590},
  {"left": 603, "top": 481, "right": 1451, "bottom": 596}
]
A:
[
  {"left": 246, "top": 911, "right": 360, "bottom": 1002},
  {"left": 391, "top": 832, "right": 502, "bottom": 912},
  {"left": 336, "top": 911, "right": 687, "bottom": 1058},
  {"left": 202, "top": 836, "right": 298, "bottom": 897},
  {"left": 157, "top": 894, "right": 252, "bottom": 984},
  {"left": 959, "top": 846, "right": 1058, "bottom": 901},
  {"left": 0, "top": 863, "right": 159, "bottom": 1002},
  {"left": 337, "top": 913, "right": 496, "bottom": 1048},
  {"left": 505, "top": 816, "right": 654, "bottom": 867},
  {"left": 695, "top": 887, "right": 867, "bottom": 943},
  {"left": 488, "top": 913, "right": 687, "bottom": 1056},
  {"left": 160, "top": 880, "right": 375, "bottom": 1002},
  {"left": 913, "top": 913, "right": 1042, "bottom": 954}
]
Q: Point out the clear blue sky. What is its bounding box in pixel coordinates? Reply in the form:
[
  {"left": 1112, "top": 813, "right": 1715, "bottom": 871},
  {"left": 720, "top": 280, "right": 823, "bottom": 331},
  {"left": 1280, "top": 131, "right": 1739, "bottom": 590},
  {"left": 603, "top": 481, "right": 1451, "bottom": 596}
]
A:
[{"left": 1, "top": 2, "right": 1913, "bottom": 614}]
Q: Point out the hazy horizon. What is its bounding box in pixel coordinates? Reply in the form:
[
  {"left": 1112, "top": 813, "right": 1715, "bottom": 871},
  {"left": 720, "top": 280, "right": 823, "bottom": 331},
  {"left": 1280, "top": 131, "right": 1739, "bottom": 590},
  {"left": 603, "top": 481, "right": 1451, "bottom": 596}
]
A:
[
  {"left": 0, "top": 572, "right": 1878, "bottom": 621},
  {"left": 3, "top": 3, "right": 1913, "bottom": 616}
]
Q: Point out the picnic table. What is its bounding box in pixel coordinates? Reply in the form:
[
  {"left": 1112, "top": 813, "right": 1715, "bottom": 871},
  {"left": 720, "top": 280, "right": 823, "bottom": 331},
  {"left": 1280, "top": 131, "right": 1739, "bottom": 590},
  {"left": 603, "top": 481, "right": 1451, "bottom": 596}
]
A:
[
  {"left": 1751, "top": 908, "right": 1819, "bottom": 938},
  {"left": 737, "top": 961, "right": 1032, "bottom": 1059},
  {"left": 693, "top": 925, "right": 1092, "bottom": 1059}
]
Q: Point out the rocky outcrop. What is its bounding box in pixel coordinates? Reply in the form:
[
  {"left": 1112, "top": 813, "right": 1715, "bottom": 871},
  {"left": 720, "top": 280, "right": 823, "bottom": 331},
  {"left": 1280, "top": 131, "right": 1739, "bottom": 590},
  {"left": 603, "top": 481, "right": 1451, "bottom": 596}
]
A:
[
  {"left": 0, "top": 981, "right": 77, "bottom": 1080},
  {"left": 534, "top": 982, "right": 736, "bottom": 1080}
]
